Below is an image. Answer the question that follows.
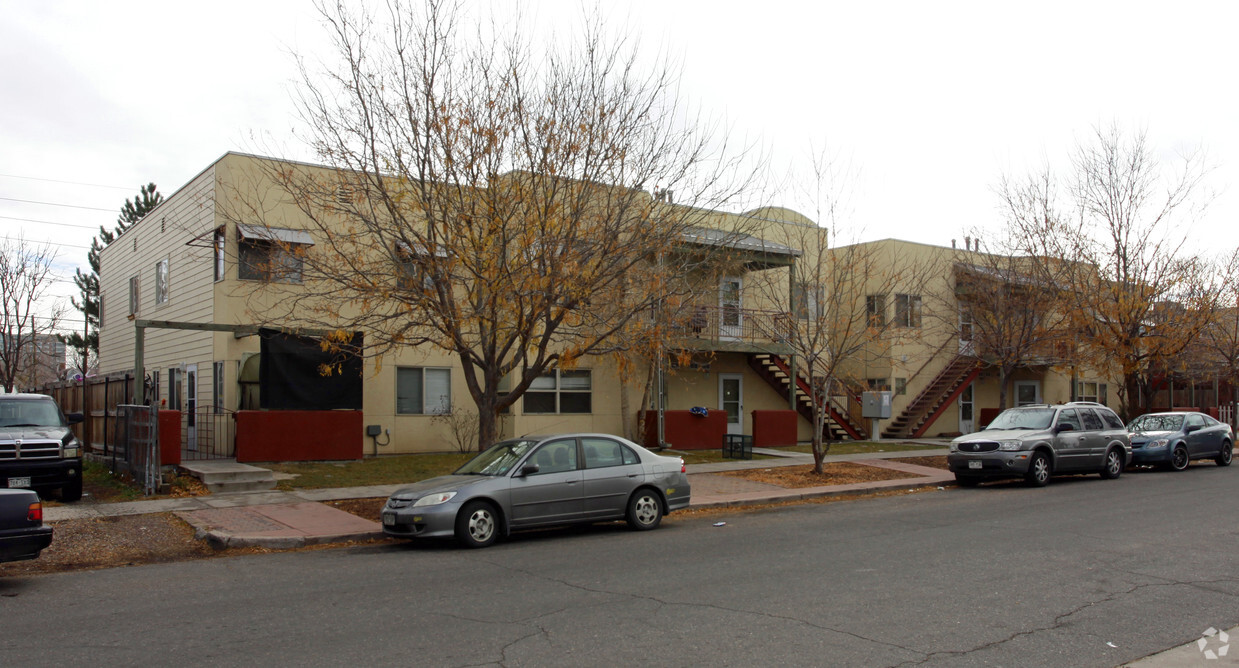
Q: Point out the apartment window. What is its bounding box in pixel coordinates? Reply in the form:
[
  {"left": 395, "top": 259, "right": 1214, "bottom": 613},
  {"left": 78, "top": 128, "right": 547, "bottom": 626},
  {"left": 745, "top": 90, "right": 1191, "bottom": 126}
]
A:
[
  {"left": 866, "top": 377, "right": 890, "bottom": 391},
  {"left": 894, "top": 294, "right": 922, "bottom": 328},
  {"left": 895, "top": 377, "right": 907, "bottom": 396},
  {"left": 237, "top": 224, "right": 313, "bottom": 283},
  {"left": 154, "top": 258, "right": 169, "bottom": 305},
  {"left": 866, "top": 294, "right": 886, "bottom": 327},
  {"left": 793, "top": 284, "right": 822, "bottom": 320},
  {"left": 128, "top": 276, "right": 141, "bottom": 316},
  {"left": 1077, "top": 381, "right": 1108, "bottom": 404},
  {"left": 524, "top": 369, "right": 592, "bottom": 414},
  {"left": 213, "top": 361, "right": 225, "bottom": 410},
  {"left": 168, "top": 368, "right": 182, "bottom": 410},
  {"left": 396, "top": 367, "right": 451, "bottom": 414},
  {"left": 213, "top": 227, "right": 225, "bottom": 282},
  {"left": 394, "top": 242, "right": 443, "bottom": 292}
]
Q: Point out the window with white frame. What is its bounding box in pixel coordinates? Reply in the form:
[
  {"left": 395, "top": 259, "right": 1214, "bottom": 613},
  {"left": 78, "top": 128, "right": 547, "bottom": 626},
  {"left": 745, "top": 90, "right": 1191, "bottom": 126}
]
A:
[
  {"left": 154, "top": 258, "right": 169, "bottom": 305},
  {"left": 213, "top": 361, "right": 225, "bottom": 410},
  {"left": 213, "top": 227, "right": 225, "bottom": 282},
  {"left": 894, "top": 293, "right": 922, "bottom": 328},
  {"left": 793, "top": 283, "right": 822, "bottom": 320},
  {"left": 168, "top": 367, "right": 182, "bottom": 410},
  {"left": 524, "top": 369, "right": 592, "bottom": 414},
  {"left": 1077, "top": 381, "right": 1108, "bottom": 404},
  {"left": 128, "top": 276, "right": 140, "bottom": 316},
  {"left": 396, "top": 367, "right": 451, "bottom": 414}
]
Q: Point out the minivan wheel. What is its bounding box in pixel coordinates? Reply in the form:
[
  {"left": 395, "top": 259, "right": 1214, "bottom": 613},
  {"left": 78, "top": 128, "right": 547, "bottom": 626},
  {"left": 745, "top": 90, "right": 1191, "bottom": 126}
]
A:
[
  {"left": 1170, "top": 445, "right": 1189, "bottom": 471},
  {"left": 1100, "top": 448, "right": 1124, "bottom": 479},
  {"left": 455, "top": 500, "right": 499, "bottom": 548},
  {"left": 1025, "top": 452, "right": 1051, "bottom": 487},
  {"left": 1217, "top": 441, "right": 1233, "bottom": 467}
]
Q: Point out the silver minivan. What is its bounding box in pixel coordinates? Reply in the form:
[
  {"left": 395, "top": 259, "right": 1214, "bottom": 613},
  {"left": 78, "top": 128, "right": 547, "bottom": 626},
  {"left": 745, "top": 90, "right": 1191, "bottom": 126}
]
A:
[{"left": 948, "top": 402, "right": 1132, "bottom": 487}]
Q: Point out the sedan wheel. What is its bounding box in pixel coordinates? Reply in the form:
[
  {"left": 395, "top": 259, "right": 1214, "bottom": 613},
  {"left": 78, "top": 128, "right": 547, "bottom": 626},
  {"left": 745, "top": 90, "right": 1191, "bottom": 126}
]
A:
[
  {"left": 455, "top": 501, "right": 499, "bottom": 549},
  {"left": 1100, "top": 448, "right": 1124, "bottom": 479},
  {"left": 626, "top": 490, "right": 663, "bottom": 531},
  {"left": 1217, "top": 441, "right": 1233, "bottom": 467},
  {"left": 1025, "top": 452, "right": 1051, "bottom": 487},
  {"left": 1170, "top": 445, "right": 1190, "bottom": 472}
]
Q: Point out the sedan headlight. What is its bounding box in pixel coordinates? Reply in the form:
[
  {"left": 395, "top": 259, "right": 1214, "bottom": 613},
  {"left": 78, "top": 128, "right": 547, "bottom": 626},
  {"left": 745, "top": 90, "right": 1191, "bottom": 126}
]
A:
[
  {"left": 1145, "top": 439, "right": 1169, "bottom": 449},
  {"left": 413, "top": 491, "right": 457, "bottom": 507},
  {"left": 998, "top": 440, "right": 1023, "bottom": 452}
]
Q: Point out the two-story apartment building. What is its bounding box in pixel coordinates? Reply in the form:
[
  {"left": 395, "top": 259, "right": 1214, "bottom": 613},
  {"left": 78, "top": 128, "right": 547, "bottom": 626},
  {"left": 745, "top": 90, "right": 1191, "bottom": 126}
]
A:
[{"left": 97, "top": 152, "right": 824, "bottom": 459}]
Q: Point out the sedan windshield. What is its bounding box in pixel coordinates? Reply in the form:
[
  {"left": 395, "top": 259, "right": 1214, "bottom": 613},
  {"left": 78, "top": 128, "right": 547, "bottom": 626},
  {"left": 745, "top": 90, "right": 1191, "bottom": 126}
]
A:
[
  {"left": 1128, "top": 414, "right": 1184, "bottom": 432},
  {"left": 455, "top": 439, "right": 537, "bottom": 476},
  {"left": 985, "top": 408, "right": 1054, "bottom": 430}
]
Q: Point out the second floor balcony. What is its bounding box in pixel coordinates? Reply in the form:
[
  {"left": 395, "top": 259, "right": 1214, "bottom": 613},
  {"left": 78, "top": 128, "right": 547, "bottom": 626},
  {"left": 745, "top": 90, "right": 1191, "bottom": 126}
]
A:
[{"left": 664, "top": 304, "right": 793, "bottom": 354}]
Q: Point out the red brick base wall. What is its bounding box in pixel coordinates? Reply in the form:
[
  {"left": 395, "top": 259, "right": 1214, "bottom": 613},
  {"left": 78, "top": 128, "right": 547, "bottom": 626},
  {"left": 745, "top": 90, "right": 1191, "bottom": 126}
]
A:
[
  {"left": 235, "top": 410, "right": 364, "bottom": 462},
  {"left": 158, "top": 410, "right": 181, "bottom": 466},
  {"left": 752, "top": 410, "right": 798, "bottom": 447},
  {"left": 642, "top": 410, "right": 729, "bottom": 450}
]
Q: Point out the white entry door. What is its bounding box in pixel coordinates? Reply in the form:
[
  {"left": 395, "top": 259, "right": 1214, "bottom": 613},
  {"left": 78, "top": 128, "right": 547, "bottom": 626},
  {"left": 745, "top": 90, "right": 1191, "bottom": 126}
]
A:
[
  {"left": 185, "top": 364, "right": 198, "bottom": 451},
  {"left": 719, "top": 374, "right": 744, "bottom": 435},
  {"left": 959, "top": 382, "right": 975, "bottom": 433},
  {"left": 719, "top": 277, "right": 742, "bottom": 340},
  {"left": 1014, "top": 380, "right": 1041, "bottom": 406}
]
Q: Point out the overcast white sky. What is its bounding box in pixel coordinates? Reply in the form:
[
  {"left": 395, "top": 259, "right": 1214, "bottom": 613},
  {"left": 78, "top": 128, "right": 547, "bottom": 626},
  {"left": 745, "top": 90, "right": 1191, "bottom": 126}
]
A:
[{"left": 3, "top": 1, "right": 1237, "bottom": 332}]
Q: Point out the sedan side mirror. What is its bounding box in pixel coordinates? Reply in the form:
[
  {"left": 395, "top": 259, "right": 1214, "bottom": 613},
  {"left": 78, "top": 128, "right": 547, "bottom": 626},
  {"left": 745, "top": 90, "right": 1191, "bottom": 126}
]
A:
[
  {"left": 1184, "top": 424, "right": 1201, "bottom": 434},
  {"left": 520, "top": 463, "right": 540, "bottom": 476}
]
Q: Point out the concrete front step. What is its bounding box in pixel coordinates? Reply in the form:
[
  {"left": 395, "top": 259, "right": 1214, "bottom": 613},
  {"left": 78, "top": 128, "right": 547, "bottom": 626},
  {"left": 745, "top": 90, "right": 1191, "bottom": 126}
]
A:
[{"left": 180, "top": 460, "right": 278, "bottom": 494}]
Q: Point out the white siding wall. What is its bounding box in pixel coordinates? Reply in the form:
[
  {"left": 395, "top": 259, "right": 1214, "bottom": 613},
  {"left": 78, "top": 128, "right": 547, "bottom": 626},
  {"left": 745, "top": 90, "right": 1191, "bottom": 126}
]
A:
[{"left": 98, "top": 163, "right": 219, "bottom": 409}]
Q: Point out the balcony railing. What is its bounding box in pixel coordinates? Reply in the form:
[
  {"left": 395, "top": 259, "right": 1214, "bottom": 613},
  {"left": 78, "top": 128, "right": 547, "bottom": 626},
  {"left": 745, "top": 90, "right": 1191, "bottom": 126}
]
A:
[{"left": 668, "top": 304, "right": 792, "bottom": 348}]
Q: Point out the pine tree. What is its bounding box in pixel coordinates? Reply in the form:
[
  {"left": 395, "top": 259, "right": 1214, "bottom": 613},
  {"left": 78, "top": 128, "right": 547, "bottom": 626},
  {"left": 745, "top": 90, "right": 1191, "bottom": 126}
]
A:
[{"left": 64, "top": 183, "right": 163, "bottom": 374}]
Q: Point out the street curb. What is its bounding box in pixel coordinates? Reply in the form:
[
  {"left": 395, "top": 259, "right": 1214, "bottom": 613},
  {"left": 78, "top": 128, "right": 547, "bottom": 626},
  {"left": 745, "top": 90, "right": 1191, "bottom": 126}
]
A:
[{"left": 687, "top": 478, "right": 950, "bottom": 510}]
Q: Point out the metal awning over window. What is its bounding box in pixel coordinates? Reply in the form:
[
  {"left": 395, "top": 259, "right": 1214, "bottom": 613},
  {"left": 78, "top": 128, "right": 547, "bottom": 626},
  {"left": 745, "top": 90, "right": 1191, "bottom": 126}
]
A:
[{"left": 237, "top": 223, "right": 315, "bottom": 246}]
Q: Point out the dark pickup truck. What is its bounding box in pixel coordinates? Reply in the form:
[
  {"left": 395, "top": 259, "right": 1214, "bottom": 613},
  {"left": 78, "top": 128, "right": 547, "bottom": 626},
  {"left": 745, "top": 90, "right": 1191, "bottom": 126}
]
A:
[
  {"left": 0, "top": 394, "right": 85, "bottom": 501},
  {"left": 0, "top": 488, "right": 53, "bottom": 563}
]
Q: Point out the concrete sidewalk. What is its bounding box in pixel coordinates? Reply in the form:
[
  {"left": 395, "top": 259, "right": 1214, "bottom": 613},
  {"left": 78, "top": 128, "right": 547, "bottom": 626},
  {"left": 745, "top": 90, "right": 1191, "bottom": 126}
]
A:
[{"left": 45, "top": 445, "right": 951, "bottom": 547}]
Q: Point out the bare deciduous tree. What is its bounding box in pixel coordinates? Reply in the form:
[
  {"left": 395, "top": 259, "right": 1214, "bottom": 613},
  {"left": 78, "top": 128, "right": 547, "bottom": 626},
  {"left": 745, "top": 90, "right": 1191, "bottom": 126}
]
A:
[
  {"left": 228, "top": 0, "right": 754, "bottom": 449},
  {"left": 757, "top": 150, "right": 931, "bottom": 472},
  {"left": 1004, "top": 123, "right": 1217, "bottom": 418},
  {"left": 0, "top": 235, "right": 64, "bottom": 392}
]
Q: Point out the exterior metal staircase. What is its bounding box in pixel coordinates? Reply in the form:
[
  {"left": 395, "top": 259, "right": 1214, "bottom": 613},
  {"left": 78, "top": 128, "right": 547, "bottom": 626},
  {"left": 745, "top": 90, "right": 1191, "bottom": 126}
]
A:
[
  {"left": 880, "top": 355, "right": 981, "bottom": 439},
  {"left": 747, "top": 354, "right": 867, "bottom": 441}
]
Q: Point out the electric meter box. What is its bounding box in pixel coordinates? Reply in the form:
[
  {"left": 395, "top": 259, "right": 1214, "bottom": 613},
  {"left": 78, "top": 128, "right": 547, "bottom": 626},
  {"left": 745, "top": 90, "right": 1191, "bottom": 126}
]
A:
[{"left": 862, "top": 391, "right": 893, "bottom": 419}]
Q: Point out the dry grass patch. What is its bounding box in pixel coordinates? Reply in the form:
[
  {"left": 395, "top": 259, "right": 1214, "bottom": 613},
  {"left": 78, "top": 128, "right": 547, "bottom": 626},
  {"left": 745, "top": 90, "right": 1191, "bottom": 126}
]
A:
[{"left": 719, "top": 461, "right": 924, "bottom": 488}]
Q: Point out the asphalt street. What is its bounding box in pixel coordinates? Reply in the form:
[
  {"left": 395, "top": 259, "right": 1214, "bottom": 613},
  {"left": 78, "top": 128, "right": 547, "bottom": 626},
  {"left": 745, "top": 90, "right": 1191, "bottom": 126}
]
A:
[{"left": 2, "top": 464, "right": 1237, "bottom": 667}]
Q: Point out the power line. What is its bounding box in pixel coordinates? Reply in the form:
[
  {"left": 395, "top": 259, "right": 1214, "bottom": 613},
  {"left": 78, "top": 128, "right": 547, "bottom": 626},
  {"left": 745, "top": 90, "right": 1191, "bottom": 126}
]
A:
[
  {"left": 0, "top": 196, "right": 114, "bottom": 212},
  {"left": 0, "top": 173, "right": 133, "bottom": 191},
  {"left": 0, "top": 214, "right": 103, "bottom": 231}
]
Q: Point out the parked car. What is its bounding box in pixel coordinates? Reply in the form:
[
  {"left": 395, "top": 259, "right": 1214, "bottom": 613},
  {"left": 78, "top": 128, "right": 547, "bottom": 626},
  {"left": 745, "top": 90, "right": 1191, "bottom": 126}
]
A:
[
  {"left": 0, "top": 394, "right": 85, "bottom": 501},
  {"left": 0, "top": 488, "right": 53, "bottom": 564},
  {"left": 948, "top": 402, "right": 1131, "bottom": 487},
  {"left": 1127, "top": 412, "right": 1233, "bottom": 471},
  {"left": 382, "top": 434, "right": 691, "bottom": 548}
]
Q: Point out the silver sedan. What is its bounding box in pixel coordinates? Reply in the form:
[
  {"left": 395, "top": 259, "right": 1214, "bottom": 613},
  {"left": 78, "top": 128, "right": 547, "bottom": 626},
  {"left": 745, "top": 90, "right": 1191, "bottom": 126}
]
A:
[{"left": 381, "top": 434, "right": 691, "bottom": 548}]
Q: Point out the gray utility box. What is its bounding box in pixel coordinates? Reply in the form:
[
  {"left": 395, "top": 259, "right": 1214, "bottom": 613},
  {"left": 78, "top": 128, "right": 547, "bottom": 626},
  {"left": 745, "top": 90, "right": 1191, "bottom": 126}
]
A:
[{"left": 862, "top": 391, "right": 893, "bottom": 419}]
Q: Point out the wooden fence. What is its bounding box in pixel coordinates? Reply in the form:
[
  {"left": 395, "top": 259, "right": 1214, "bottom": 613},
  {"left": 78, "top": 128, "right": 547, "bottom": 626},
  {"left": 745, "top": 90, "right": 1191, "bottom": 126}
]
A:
[{"left": 32, "top": 373, "right": 139, "bottom": 455}]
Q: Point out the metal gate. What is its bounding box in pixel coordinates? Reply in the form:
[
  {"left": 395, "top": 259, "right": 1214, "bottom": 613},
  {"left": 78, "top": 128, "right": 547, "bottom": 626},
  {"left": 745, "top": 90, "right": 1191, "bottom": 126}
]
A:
[
  {"left": 114, "top": 404, "right": 160, "bottom": 496},
  {"left": 182, "top": 407, "right": 236, "bottom": 461}
]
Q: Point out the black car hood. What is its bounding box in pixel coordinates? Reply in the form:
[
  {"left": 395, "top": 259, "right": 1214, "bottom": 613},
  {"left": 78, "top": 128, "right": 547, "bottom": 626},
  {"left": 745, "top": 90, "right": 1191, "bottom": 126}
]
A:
[{"left": 0, "top": 426, "right": 70, "bottom": 441}]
